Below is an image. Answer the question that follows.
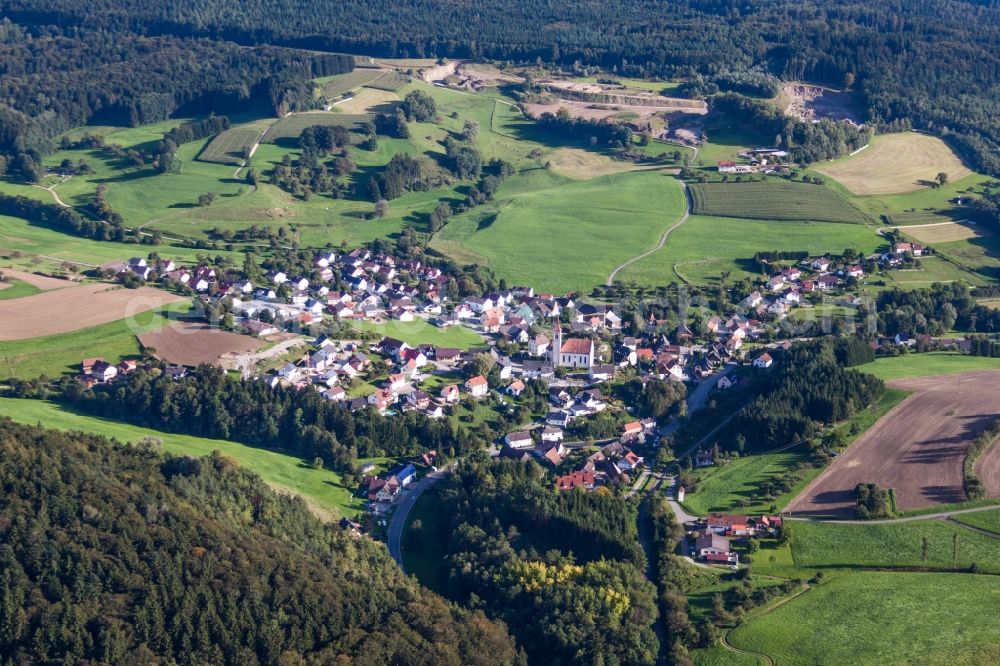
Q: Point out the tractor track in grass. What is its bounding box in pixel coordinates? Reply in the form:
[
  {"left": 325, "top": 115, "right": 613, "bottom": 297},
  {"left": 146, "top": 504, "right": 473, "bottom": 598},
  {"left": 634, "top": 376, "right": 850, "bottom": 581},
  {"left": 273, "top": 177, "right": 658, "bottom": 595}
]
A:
[{"left": 606, "top": 180, "right": 690, "bottom": 286}]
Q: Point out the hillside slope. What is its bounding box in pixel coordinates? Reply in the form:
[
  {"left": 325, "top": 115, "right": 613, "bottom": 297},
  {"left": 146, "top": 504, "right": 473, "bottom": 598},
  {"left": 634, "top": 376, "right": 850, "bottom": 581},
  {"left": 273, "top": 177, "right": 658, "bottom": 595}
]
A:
[{"left": 0, "top": 419, "right": 521, "bottom": 665}]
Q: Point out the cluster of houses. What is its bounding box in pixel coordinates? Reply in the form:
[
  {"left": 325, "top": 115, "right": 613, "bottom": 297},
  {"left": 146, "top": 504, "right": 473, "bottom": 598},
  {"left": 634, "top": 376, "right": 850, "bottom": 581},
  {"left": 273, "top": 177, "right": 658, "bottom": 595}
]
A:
[
  {"left": 79, "top": 356, "right": 187, "bottom": 387},
  {"left": 717, "top": 148, "right": 791, "bottom": 174},
  {"left": 551, "top": 441, "right": 646, "bottom": 491},
  {"left": 688, "top": 512, "right": 784, "bottom": 565}
]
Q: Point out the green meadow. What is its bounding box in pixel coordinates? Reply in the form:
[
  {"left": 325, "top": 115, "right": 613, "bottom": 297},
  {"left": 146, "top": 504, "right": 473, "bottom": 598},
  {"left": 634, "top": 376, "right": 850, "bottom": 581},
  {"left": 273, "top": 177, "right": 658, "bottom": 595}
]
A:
[
  {"left": 859, "top": 352, "right": 1000, "bottom": 381},
  {"left": 348, "top": 319, "right": 484, "bottom": 348},
  {"left": 728, "top": 572, "right": 1000, "bottom": 666},
  {"left": 952, "top": 508, "right": 1000, "bottom": 534},
  {"left": 618, "top": 214, "right": 884, "bottom": 286},
  {"left": 435, "top": 170, "right": 686, "bottom": 292},
  {"left": 0, "top": 278, "right": 41, "bottom": 300},
  {"left": 0, "top": 398, "right": 364, "bottom": 519}
]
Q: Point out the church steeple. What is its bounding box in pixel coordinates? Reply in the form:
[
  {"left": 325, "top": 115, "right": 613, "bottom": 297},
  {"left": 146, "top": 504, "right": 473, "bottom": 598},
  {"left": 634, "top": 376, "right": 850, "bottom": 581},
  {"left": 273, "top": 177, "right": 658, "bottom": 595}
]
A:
[{"left": 552, "top": 319, "right": 562, "bottom": 366}]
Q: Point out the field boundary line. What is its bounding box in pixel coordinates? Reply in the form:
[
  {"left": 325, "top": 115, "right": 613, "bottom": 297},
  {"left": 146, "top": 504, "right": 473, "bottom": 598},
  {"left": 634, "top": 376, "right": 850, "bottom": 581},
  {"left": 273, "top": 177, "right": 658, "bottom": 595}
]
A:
[
  {"left": 944, "top": 516, "right": 1000, "bottom": 539},
  {"left": 721, "top": 583, "right": 811, "bottom": 666}
]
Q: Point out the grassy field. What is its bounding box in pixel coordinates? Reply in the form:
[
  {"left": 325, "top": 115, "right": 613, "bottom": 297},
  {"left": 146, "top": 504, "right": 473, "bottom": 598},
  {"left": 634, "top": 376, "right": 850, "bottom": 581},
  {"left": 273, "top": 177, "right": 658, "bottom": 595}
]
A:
[
  {"left": 859, "top": 352, "right": 1000, "bottom": 381},
  {"left": 692, "top": 645, "right": 762, "bottom": 666},
  {"left": 688, "top": 180, "right": 868, "bottom": 224},
  {"left": 434, "top": 170, "right": 686, "bottom": 292},
  {"left": 262, "top": 112, "right": 373, "bottom": 143},
  {"left": 0, "top": 278, "right": 41, "bottom": 300},
  {"left": 401, "top": 487, "right": 449, "bottom": 592},
  {"left": 0, "top": 301, "right": 188, "bottom": 379},
  {"left": 347, "top": 319, "right": 484, "bottom": 348},
  {"left": 683, "top": 448, "right": 819, "bottom": 516},
  {"left": 197, "top": 123, "right": 271, "bottom": 165},
  {"left": 952, "top": 508, "right": 1000, "bottom": 534},
  {"left": 618, "top": 214, "right": 883, "bottom": 285},
  {"left": 0, "top": 215, "right": 239, "bottom": 272},
  {"left": 788, "top": 520, "right": 1000, "bottom": 572},
  {"left": 729, "top": 572, "right": 1000, "bottom": 666},
  {"left": 0, "top": 398, "right": 364, "bottom": 520},
  {"left": 814, "top": 132, "right": 972, "bottom": 196}
]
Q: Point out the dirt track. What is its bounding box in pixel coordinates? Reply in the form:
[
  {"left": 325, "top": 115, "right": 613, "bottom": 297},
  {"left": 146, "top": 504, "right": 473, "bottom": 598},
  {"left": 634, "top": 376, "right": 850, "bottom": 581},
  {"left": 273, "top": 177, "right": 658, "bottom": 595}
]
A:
[
  {"left": 787, "top": 371, "right": 1000, "bottom": 517},
  {"left": 0, "top": 283, "right": 185, "bottom": 341},
  {"left": 0, "top": 268, "right": 77, "bottom": 290},
  {"left": 139, "top": 321, "right": 264, "bottom": 367}
]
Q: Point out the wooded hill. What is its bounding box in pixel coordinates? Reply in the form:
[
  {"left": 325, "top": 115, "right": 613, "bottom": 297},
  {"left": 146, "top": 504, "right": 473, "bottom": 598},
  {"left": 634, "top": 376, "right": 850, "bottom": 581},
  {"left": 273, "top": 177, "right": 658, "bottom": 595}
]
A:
[
  {"left": 0, "top": 419, "right": 521, "bottom": 665},
  {"left": 3, "top": 0, "right": 999, "bottom": 175}
]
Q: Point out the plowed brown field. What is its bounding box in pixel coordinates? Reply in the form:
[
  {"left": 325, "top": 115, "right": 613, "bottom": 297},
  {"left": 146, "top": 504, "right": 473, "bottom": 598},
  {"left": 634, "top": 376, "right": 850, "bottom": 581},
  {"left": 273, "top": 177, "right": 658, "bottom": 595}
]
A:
[
  {"left": 0, "top": 283, "right": 185, "bottom": 341},
  {"left": 139, "top": 321, "right": 264, "bottom": 367},
  {"left": 787, "top": 371, "right": 1000, "bottom": 516}
]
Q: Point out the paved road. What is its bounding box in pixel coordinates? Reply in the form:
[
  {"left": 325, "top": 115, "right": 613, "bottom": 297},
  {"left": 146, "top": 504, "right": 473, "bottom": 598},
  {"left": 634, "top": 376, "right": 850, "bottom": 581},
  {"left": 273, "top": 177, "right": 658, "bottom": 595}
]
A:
[
  {"left": 606, "top": 180, "right": 691, "bottom": 286},
  {"left": 387, "top": 466, "right": 453, "bottom": 571},
  {"left": 659, "top": 362, "right": 737, "bottom": 440}
]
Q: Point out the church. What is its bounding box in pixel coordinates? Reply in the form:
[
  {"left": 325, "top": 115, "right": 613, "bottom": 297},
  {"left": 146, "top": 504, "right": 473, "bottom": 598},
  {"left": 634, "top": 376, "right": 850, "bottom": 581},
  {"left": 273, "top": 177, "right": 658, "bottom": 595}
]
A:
[{"left": 551, "top": 324, "right": 594, "bottom": 369}]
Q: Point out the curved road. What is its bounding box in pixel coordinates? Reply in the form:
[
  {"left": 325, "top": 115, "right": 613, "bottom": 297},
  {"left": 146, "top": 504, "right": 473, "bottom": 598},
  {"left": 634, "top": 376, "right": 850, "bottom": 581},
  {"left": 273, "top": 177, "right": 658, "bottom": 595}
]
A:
[
  {"left": 605, "top": 180, "right": 691, "bottom": 286},
  {"left": 387, "top": 466, "right": 452, "bottom": 571}
]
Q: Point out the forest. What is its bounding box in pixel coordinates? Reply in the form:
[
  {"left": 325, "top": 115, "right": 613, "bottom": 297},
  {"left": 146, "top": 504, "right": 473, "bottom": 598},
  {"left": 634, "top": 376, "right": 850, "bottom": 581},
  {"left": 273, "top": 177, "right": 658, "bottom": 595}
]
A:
[
  {"left": 722, "top": 339, "right": 884, "bottom": 453},
  {"left": 2, "top": 1, "right": 997, "bottom": 174},
  {"left": 55, "top": 365, "right": 486, "bottom": 476},
  {"left": 0, "top": 419, "right": 521, "bottom": 665},
  {"left": 876, "top": 282, "right": 1000, "bottom": 336},
  {"left": 424, "top": 456, "right": 658, "bottom": 665}
]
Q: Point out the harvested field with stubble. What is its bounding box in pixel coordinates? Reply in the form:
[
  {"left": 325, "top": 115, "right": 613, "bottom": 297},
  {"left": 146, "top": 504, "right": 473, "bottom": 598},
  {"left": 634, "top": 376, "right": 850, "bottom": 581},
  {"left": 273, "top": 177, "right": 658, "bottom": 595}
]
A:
[
  {"left": 787, "top": 371, "right": 1000, "bottom": 516},
  {"left": 896, "top": 220, "right": 989, "bottom": 244},
  {"left": 0, "top": 283, "right": 185, "bottom": 341},
  {"left": 815, "top": 132, "right": 972, "bottom": 195},
  {"left": 138, "top": 321, "right": 264, "bottom": 367}
]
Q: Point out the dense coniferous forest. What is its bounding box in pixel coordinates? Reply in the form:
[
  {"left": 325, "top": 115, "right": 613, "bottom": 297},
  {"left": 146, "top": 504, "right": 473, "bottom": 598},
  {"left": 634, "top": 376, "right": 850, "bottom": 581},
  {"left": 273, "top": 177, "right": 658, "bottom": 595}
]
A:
[
  {"left": 723, "top": 340, "right": 884, "bottom": 452},
  {"left": 0, "top": 419, "right": 521, "bottom": 665},
  {"left": 426, "top": 457, "right": 659, "bottom": 665},
  {"left": 61, "top": 365, "right": 486, "bottom": 475},
  {"left": 2, "top": 1, "right": 998, "bottom": 173},
  {"left": 0, "top": 19, "right": 350, "bottom": 162}
]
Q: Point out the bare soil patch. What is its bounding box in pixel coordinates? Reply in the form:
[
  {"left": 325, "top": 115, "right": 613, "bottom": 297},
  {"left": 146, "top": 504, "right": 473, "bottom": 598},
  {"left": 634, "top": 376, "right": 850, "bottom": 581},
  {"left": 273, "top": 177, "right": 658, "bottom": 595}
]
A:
[
  {"left": 0, "top": 268, "right": 76, "bottom": 290},
  {"left": 898, "top": 220, "right": 988, "bottom": 244},
  {"left": 783, "top": 83, "right": 861, "bottom": 124},
  {"left": 976, "top": 439, "right": 1000, "bottom": 498},
  {"left": 0, "top": 284, "right": 185, "bottom": 341},
  {"left": 787, "top": 371, "right": 1000, "bottom": 516},
  {"left": 138, "top": 321, "right": 264, "bottom": 367}
]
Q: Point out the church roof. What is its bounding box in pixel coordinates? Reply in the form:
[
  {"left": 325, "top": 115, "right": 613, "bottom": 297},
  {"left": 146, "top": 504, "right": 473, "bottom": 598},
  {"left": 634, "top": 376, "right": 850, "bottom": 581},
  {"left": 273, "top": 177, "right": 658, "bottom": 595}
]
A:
[{"left": 560, "top": 338, "right": 593, "bottom": 355}]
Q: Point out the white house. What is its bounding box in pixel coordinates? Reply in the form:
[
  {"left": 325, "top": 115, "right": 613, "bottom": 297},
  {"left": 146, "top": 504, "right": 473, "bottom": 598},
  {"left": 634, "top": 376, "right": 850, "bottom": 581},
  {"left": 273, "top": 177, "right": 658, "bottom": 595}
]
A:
[{"left": 753, "top": 353, "right": 773, "bottom": 369}]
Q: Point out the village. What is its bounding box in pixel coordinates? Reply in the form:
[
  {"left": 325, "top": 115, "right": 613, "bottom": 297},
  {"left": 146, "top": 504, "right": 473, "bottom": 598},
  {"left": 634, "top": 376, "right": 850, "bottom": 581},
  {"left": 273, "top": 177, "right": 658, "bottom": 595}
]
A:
[{"left": 75, "top": 237, "right": 949, "bottom": 548}]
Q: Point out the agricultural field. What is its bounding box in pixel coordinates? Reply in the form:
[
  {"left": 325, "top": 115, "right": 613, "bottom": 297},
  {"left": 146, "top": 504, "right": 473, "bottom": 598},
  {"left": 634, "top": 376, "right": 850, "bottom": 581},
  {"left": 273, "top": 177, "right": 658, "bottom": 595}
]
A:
[
  {"left": 0, "top": 282, "right": 185, "bottom": 341},
  {"left": 0, "top": 302, "right": 188, "bottom": 379},
  {"left": 197, "top": 122, "right": 272, "bottom": 165},
  {"left": 951, "top": 507, "right": 1000, "bottom": 534},
  {"left": 0, "top": 278, "right": 41, "bottom": 300},
  {"left": 0, "top": 398, "right": 364, "bottom": 520},
  {"left": 617, "top": 214, "right": 883, "bottom": 286},
  {"left": 787, "top": 371, "right": 1000, "bottom": 516},
  {"left": 897, "top": 220, "right": 988, "bottom": 244},
  {"left": 333, "top": 88, "right": 400, "bottom": 114},
  {"left": 688, "top": 180, "right": 868, "bottom": 224},
  {"left": 138, "top": 321, "right": 265, "bottom": 367},
  {"left": 787, "top": 520, "right": 1000, "bottom": 572},
  {"left": 347, "top": 319, "right": 484, "bottom": 349},
  {"left": 318, "top": 68, "right": 390, "bottom": 98},
  {"left": 728, "top": 572, "right": 1000, "bottom": 665},
  {"left": 365, "top": 70, "right": 410, "bottom": 92},
  {"left": 859, "top": 352, "right": 1000, "bottom": 381},
  {"left": 262, "top": 112, "right": 373, "bottom": 143},
  {"left": 546, "top": 147, "right": 659, "bottom": 179},
  {"left": 434, "top": 170, "right": 687, "bottom": 293},
  {"left": 814, "top": 132, "right": 972, "bottom": 196}
]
